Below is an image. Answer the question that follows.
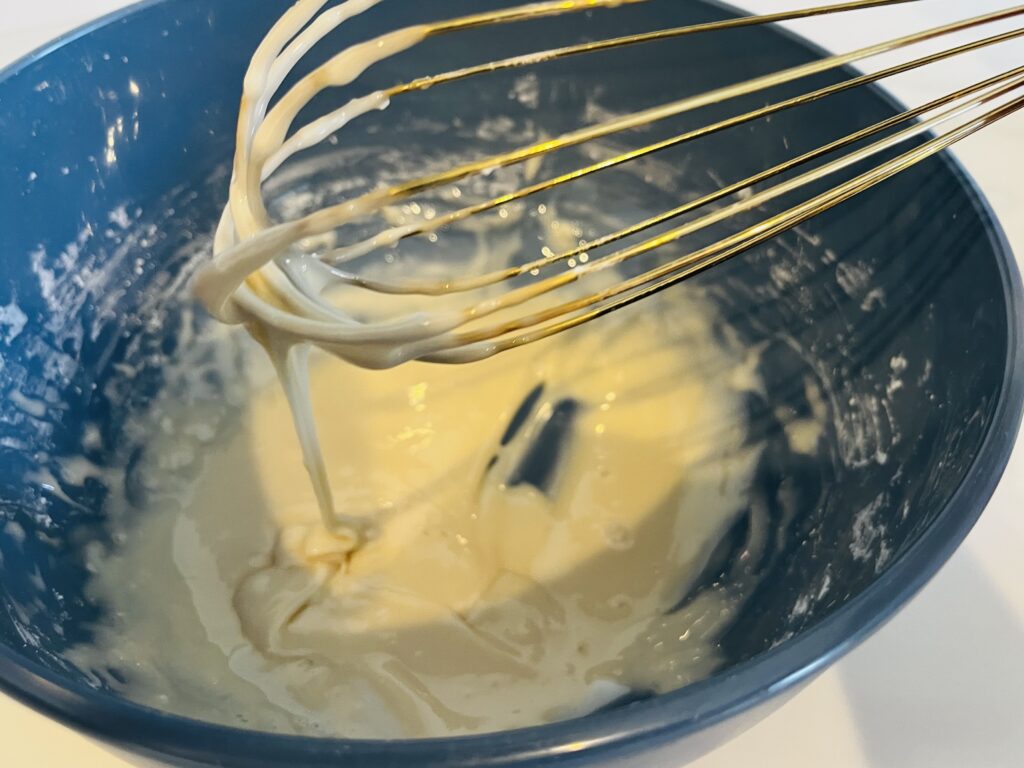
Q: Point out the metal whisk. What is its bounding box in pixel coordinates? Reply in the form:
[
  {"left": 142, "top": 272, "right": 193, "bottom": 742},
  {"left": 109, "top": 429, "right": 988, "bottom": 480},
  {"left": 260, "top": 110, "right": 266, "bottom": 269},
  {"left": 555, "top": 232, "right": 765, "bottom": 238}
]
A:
[{"left": 195, "top": 0, "right": 1024, "bottom": 369}]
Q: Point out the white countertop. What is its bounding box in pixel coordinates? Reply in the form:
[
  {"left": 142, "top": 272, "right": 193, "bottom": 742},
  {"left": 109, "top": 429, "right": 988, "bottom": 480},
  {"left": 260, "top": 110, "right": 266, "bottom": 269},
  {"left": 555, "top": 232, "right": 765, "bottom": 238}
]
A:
[{"left": 2, "top": 2, "right": 1023, "bottom": 766}]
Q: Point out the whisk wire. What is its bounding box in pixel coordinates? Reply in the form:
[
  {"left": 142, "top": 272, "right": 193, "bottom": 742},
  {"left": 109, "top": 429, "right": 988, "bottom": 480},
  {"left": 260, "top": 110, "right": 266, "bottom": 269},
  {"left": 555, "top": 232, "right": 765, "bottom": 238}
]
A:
[
  {"left": 200, "top": 0, "right": 1024, "bottom": 367},
  {"left": 372, "top": 6, "right": 1024, "bottom": 203},
  {"left": 326, "top": 27, "right": 1024, "bottom": 287},
  {"left": 433, "top": 92, "right": 1024, "bottom": 363},
  {"left": 397, "top": 0, "right": 917, "bottom": 94},
  {"left": 425, "top": 75, "right": 1024, "bottom": 346}
]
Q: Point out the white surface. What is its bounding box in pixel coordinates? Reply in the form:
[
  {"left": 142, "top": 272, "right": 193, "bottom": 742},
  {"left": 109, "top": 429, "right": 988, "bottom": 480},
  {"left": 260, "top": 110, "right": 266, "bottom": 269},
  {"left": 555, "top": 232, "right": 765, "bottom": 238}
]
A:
[{"left": 1, "top": 2, "right": 1022, "bottom": 766}]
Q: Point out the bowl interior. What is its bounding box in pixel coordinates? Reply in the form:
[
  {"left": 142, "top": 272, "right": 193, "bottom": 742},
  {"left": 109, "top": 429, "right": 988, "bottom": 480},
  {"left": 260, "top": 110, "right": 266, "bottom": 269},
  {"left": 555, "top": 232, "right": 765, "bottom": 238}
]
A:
[{"left": 0, "top": 0, "right": 1016, "bottom": 750}]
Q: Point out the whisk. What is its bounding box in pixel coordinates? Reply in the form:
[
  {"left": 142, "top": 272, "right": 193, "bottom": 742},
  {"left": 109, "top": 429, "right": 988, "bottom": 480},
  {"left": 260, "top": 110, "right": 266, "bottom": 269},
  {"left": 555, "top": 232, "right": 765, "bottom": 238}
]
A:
[{"left": 195, "top": 0, "right": 1024, "bottom": 370}]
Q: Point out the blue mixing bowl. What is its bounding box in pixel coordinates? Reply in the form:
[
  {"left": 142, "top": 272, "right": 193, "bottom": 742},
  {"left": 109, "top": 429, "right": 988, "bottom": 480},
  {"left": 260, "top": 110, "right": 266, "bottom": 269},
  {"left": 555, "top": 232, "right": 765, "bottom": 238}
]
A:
[{"left": 1, "top": 1, "right": 1022, "bottom": 766}]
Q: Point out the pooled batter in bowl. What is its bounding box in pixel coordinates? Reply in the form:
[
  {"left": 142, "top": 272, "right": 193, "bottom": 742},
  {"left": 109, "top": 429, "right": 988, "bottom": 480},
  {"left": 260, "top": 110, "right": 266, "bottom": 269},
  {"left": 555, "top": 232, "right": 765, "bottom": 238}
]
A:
[{"left": 71, "top": 284, "right": 763, "bottom": 738}]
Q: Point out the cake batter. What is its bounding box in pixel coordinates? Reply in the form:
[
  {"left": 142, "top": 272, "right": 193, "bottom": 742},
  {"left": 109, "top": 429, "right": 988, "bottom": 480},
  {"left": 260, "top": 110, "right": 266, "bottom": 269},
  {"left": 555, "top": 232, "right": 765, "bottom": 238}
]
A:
[{"left": 72, "top": 288, "right": 761, "bottom": 738}]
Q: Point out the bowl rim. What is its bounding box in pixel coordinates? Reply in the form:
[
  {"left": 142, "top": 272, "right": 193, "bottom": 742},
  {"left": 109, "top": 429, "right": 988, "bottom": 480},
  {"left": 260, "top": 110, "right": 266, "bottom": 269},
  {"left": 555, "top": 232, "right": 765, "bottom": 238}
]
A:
[{"left": 1, "top": 0, "right": 1022, "bottom": 765}]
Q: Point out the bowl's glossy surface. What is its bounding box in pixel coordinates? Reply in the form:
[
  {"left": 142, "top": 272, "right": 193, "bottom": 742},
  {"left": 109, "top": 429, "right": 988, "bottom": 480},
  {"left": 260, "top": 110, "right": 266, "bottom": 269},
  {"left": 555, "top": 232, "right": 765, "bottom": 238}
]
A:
[{"left": 0, "top": 1, "right": 1022, "bottom": 766}]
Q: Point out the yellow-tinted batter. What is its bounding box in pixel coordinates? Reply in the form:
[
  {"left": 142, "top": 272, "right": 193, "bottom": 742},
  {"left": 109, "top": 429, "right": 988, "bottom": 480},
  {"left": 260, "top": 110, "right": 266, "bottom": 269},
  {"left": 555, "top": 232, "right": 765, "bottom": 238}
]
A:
[{"left": 73, "top": 291, "right": 760, "bottom": 738}]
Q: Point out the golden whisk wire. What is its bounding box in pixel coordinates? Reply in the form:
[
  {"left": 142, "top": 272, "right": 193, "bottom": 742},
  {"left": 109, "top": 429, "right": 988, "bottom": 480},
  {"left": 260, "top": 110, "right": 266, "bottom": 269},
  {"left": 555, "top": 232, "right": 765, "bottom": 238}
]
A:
[{"left": 199, "top": 0, "right": 1024, "bottom": 367}]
